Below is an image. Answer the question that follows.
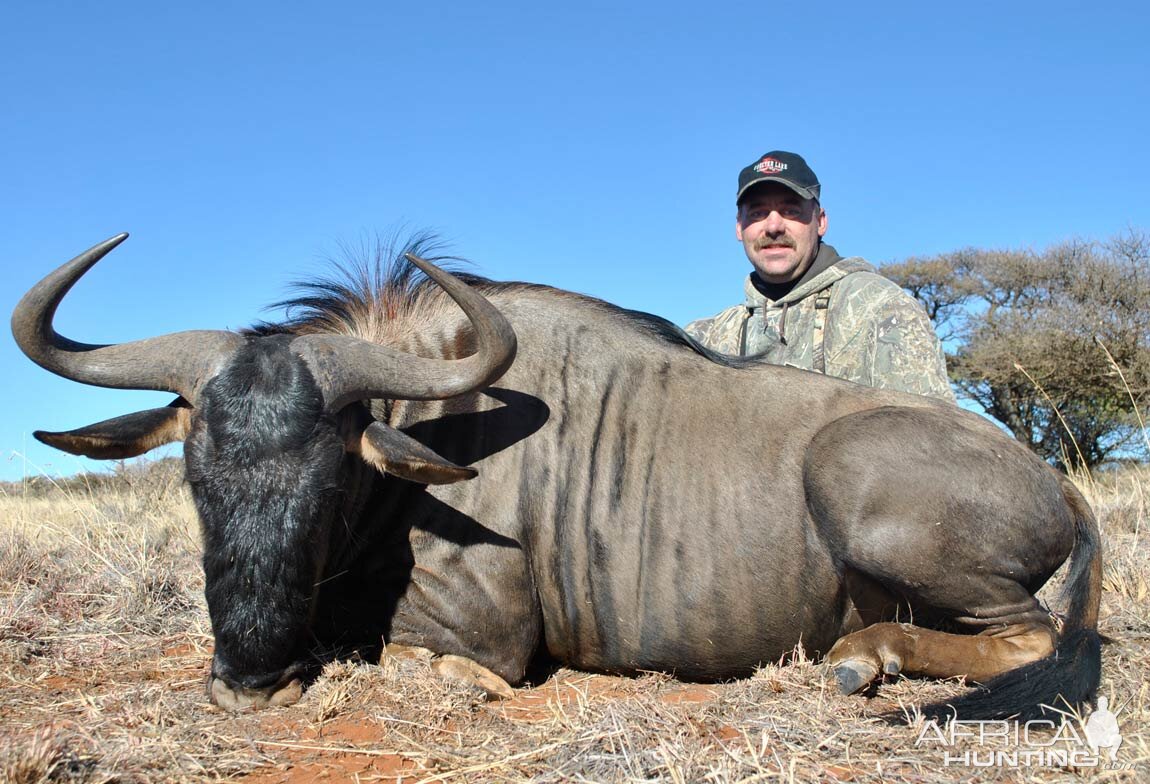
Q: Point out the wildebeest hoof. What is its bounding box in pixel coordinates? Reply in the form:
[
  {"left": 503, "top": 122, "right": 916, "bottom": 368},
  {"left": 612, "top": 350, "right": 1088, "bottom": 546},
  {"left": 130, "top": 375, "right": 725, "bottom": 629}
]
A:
[
  {"left": 383, "top": 642, "right": 435, "bottom": 662},
  {"left": 882, "top": 657, "right": 903, "bottom": 676},
  {"left": 431, "top": 654, "right": 515, "bottom": 700},
  {"left": 833, "top": 660, "right": 879, "bottom": 695}
]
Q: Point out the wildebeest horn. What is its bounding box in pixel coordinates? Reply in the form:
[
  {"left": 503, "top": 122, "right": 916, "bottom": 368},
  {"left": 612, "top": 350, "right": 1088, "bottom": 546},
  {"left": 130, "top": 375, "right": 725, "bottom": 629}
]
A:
[
  {"left": 11, "top": 234, "right": 244, "bottom": 404},
  {"left": 292, "top": 254, "right": 517, "bottom": 411}
]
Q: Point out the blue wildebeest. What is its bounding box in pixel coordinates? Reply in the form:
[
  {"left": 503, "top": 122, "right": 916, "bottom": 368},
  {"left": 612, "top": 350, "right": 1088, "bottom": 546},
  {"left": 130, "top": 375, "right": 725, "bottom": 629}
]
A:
[{"left": 13, "top": 234, "right": 1101, "bottom": 719}]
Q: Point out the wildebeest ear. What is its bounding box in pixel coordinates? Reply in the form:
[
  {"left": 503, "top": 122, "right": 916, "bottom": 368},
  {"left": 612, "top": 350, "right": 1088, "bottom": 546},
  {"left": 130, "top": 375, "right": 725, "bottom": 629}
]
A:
[
  {"left": 34, "top": 400, "right": 194, "bottom": 459},
  {"left": 354, "top": 421, "right": 477, "bottom": 485}
]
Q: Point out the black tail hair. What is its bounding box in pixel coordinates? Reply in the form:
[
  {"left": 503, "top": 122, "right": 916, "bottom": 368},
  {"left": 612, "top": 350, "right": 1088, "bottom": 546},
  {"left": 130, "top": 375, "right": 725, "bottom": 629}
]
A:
[{"left": 911, "top": 628, "right": 1101, "bottom": 723}]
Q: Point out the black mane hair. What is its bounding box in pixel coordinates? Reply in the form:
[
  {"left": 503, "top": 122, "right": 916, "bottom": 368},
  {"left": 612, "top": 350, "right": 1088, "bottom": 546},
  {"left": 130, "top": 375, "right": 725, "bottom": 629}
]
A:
[
  {"left": 247, "top": 233, "right": 753, "bottom": 369},
  {"left": 245, "top": 232, "right": 471, "bottom": 337}
]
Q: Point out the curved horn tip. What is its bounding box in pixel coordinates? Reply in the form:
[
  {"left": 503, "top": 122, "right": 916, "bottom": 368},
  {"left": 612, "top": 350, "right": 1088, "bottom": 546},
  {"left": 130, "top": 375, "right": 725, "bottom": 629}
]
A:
[
  {"left": 405, "top": 253, "right": 446, "bottom": 276},
  {"left": 66, "top": 233, "right": 132, "bottom": 274},
  {"left": 71, "top": 233, "right": 131, "bottom": 265},
  {"left": 100, "top": 232, "right": 131, "bottom": 250}
]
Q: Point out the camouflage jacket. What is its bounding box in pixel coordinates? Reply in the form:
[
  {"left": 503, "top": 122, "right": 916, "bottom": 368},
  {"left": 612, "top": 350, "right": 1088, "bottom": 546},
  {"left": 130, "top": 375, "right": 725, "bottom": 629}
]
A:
[{"left": 685, "top": 245, "right": 956, "bottom": 402}]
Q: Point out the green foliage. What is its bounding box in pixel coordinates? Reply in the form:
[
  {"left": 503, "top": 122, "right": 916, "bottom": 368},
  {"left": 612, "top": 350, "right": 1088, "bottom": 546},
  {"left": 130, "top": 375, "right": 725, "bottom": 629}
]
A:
[{"left": 885, "top": 229, "right": 1150, "bottom": 469}]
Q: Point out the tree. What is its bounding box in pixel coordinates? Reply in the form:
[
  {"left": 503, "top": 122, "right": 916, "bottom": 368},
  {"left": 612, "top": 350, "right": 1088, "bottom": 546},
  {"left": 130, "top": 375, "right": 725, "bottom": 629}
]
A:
[{"left": 884, "top": 229, "right": 1150, "bottom": 470}]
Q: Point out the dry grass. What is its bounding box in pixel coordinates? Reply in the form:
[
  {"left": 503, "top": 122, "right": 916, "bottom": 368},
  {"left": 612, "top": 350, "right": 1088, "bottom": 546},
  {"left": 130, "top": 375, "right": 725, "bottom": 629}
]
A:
[{"left": 1, "top": 459, "right": 1147, "bottom": 783}]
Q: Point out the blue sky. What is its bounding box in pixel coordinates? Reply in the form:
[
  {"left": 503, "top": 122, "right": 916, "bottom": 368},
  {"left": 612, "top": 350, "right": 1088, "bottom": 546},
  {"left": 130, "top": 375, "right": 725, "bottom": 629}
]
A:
[{"left": 3, "top": 2, "right": 1148, "bottom": 481}]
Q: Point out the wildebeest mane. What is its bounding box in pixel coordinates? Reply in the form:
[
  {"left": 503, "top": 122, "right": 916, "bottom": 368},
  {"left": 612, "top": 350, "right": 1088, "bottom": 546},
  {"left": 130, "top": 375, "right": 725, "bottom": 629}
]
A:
[
  {"left": 247, "top": 234, "right": 751, "bottom": 368},
  {"left": 246, "top": 233, "right": 464, "bottom": 339}
]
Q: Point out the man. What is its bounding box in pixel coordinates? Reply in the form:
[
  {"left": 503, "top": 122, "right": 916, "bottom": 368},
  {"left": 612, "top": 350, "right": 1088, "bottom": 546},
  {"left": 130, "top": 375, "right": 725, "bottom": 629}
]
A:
[{"left": 686, "top": 151, "right": 955, "bottom": 402}]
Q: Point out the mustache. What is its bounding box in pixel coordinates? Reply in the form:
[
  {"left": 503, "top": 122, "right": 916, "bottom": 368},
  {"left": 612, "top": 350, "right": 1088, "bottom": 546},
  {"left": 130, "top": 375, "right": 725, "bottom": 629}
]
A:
[{"left": 755, "top": 238, "right": 795, "bottom": 250}]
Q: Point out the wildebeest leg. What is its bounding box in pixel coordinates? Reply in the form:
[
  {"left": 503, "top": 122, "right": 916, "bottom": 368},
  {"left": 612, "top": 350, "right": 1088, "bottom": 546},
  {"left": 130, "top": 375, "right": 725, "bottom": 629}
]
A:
[
  {"left": 384, "top": 643, "right": 515, "bottom": 699},
  {"left": 826, "top": 621, "right": 1056, "bottom": 694},
  {"left": 375, "top": 489, "right": 543, "bottom": 690},
  {"left": 804, "top": 406, "right": 1077, "bottom": 697}
]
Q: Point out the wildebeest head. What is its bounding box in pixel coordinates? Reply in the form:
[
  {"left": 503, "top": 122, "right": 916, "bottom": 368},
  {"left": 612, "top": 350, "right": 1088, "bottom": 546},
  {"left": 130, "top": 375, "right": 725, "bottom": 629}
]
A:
[{"left": 12, "top": 234, "right": 517, "bottom": 709}]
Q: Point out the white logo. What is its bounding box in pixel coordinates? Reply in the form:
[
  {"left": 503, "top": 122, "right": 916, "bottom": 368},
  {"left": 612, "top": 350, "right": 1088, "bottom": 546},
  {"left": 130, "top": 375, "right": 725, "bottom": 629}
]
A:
[
  {"left": 753, "top": 158, "right": 787, "bottom": 175},
  {"left": 913, "top": 697, "right": 1126, "bottom": 770},
  {"left": 1084, "top": 696, "right": 1123, "bottom": 761}
]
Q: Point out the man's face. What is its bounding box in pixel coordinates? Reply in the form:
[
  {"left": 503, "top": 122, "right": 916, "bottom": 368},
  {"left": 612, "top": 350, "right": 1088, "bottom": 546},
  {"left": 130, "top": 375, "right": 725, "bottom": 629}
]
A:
[{"left": 736, "top": 182, "right": 828, "bottom": 284}]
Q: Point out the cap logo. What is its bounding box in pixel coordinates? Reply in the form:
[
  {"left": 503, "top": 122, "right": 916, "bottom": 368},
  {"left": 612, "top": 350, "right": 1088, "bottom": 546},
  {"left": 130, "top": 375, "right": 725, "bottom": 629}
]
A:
[{"left": 754, "top": 157, "right": 788, "bottom": 175}]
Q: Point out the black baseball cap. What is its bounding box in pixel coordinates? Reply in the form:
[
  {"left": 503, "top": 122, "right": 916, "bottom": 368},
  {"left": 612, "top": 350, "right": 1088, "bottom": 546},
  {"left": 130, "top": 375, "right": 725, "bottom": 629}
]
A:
[{"left": 736, "top": 151, "right": 821, "bottom": 203}]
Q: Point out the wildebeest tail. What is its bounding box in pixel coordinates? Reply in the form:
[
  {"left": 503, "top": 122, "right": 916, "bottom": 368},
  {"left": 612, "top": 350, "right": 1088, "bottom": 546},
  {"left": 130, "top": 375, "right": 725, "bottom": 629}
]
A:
[{"left": 913, "top": 475, "right": 1103, "bottom": 723}]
